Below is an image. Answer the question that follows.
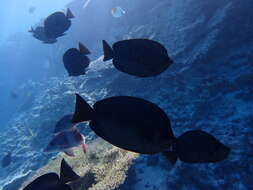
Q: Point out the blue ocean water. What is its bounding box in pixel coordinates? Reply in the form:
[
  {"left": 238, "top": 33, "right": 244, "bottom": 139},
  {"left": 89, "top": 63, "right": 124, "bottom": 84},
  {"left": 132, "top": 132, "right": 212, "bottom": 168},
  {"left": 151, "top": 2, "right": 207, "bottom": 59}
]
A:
[{"left": 0, "top": 0, "right": 252, "bottom": 189}]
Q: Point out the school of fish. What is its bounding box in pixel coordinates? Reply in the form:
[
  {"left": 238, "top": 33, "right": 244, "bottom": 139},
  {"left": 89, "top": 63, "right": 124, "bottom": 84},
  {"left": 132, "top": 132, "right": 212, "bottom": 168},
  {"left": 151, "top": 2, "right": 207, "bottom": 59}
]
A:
[{"left": 1, "top": 4, "right": 232, "bottom": 190}]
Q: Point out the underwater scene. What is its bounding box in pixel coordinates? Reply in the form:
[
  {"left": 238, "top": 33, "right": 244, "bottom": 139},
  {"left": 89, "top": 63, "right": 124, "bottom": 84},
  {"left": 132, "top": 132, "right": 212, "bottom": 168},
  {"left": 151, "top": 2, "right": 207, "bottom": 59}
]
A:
[{"left": 0, "top": 0, "right": 252, "bottom": 189}]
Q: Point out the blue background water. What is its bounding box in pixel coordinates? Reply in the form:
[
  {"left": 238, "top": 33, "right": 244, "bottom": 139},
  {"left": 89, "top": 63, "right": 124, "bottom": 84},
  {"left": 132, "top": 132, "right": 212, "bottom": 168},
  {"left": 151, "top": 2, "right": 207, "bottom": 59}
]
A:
[{"left": 0, "top": 0, "right": 252, "bottom": 189}]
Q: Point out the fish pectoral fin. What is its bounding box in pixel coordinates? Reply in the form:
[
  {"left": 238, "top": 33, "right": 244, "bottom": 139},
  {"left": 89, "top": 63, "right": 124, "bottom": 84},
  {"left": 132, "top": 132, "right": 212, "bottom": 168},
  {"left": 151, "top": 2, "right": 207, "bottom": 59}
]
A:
[
  {"left": 64, "top": 148, "right": 75, "bottom": 157},
  {"left": 162, "top": 151, "right": 178, "bottom": 165},
  {"left": 102, "top": 40, "right": 114, "bottom": 61}
]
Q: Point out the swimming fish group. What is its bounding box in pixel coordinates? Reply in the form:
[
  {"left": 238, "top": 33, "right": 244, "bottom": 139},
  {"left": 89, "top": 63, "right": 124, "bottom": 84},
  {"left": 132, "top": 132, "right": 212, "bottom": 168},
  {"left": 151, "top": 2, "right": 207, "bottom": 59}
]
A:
[
  {"left": 25, "top": 4, "right": 231, "bottom": 189},
  {"left": 29, "top": 9, "right": 74, "bottom": 44},
  {"left": 71, "top": 94, "right": 230, "bottom": 164},
  {"left": 29, "top": 8, "right": 174, "bottom": 77}
]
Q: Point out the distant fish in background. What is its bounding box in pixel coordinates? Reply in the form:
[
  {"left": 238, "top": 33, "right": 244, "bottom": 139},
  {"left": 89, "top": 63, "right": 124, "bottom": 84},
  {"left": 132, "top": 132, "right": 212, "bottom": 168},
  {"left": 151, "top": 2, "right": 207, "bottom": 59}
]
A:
[
  {"left": 10, "top": 90, "right": 18, "bottom": 99},
  {"left": 1, "top": 152, "right": 12, "bottom": 168},
  {"left": 23, "top": 158, "right": 79, "bottom": 190},
  {"left": 28, "top": 26, "right": 57, "bottom": 44},
  {"left": 54, "top": 114, "right": 74, "bottom": 134},
  {"left": 111, "top": 6, "right": 126, "bottom": 18},
  {"left": 102, "top": 39, "right": 173, "bottom": 77},
  {"left": 63, "top": 42, "right": 91, "bottom": 76},
  {"left": 44, "top": 127, "right": 86, "bottom": 157},
  {"left": 44, "top": 9, "right": 75, "bottom": 39},
  {"left": 28, "top": 7, "right": 36, "bottom": 14}
]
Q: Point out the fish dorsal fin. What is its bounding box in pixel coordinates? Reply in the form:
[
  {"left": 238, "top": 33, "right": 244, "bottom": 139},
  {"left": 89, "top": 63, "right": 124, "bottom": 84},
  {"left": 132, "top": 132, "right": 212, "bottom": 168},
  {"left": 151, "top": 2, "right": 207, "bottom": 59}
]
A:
[
  {"left": 23, "top": 173, "right": 59, "bottom": 190},
  {"left": 60, "top": 158, "right": 80, "bottom": 184},
  {"left": 79, "top": 42, "right": 91, "bottom": 55},
  {"left": 28, "top": 27, "right": 34, "bottom": 33},
  {"left": 162, "top": 151, "right": 178, "bottom": 165},
  {"left": 102, "top": 40, "right": 114, "bottom": 61},
  {"left": 72, "top": 94, "right": 95, "bottom": 123},
  {"left": 64, "top": 148, "right": 75, "bottom": 157},
  {"left": 66, "top": 8, "right": 75, "bottom": 19}
]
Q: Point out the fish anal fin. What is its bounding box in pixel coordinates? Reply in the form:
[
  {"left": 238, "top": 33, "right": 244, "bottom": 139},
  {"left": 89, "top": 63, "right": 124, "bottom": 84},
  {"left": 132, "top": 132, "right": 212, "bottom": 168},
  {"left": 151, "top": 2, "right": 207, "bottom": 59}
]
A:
[
  {"left": 79, "top": 42, "right": 91, "bottom": 55},
  {"left": 102, "top": 40, "right": 114, "bottom": 61},
  {"left": 64, "top": 148, "right": 75, "bottom": 157},
  {"left": 66, "top": 8, "right": 75, "bottom": 19},
  {"left": 72, "top": 94, "right": 95, "bottom": 123},
  {"left": 162, "top": 151, "right": 178, "bottom": 165}
]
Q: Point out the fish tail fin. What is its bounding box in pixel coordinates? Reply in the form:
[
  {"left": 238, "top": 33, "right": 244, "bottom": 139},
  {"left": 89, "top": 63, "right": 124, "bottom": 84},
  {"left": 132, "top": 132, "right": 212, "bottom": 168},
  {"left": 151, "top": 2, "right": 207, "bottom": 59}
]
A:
[
  {"left": 102, "top": 40, "right": 114, "bottom": 61},
  {"left": 66, "top": 8, "right": 75, "bottom": 19},
  {"left": 79, "top": 42, "right": 91, "bottom": 55},
  {"left": 60, "top": 158, "right": 80, "bottom": 184},
  {"left": 28, "top": 27, "right": 34, "bottom": 33},
  {"left": 162, "top": 151, "right": 178, "bottom": 165},
  {"left": 72, "top": 94, "right": 95, "bottom": 123}
]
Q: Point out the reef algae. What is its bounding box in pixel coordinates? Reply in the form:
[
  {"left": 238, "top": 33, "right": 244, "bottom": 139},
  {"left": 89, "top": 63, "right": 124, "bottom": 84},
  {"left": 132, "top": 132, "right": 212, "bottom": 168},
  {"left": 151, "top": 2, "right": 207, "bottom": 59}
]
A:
[{"left": 19, "top": 138, "right": 138, "bottom": 190}]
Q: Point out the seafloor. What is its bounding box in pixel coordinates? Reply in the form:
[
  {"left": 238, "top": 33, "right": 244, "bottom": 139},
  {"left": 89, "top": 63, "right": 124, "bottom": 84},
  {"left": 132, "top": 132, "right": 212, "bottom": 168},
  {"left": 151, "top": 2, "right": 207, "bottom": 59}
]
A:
[{"left": 0, "top": 0, "right": 252, "bottom": 189}]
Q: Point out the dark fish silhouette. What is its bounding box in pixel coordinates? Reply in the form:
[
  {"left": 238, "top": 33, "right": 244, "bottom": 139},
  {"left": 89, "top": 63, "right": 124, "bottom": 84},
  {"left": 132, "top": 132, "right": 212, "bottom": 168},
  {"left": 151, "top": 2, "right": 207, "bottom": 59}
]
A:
[
  {"left": 54, "top": 114, "right": 74, "bottom": 134},
  {"left": 44, "top": 9, "right": 74, "bottom": 39},
  {"left": 63, "top": 42, "right": 91, "bottom": 76},
  {"left": 60, "top": 158, "right": 80, "bottom": 183},
  {"left": 1, "top": 152, "right": 12, "bottom": 168},
  {"left": 44, "top": 127, "right": 86, "bottom": 156},
  {"left": 29, "top": 26, "right": 57, "bottom": 44},
  {"left": 23, "top": 159, "right": 78, "bottom": 190},
  {"left": 72, "top": 94, "right": 175, "bottom": 154},
  {"left": 102, "top": 39, "right": 173, "bottom": 77},
  {"left": 164, "top": 130, "right": 230, "bottom": 164}
]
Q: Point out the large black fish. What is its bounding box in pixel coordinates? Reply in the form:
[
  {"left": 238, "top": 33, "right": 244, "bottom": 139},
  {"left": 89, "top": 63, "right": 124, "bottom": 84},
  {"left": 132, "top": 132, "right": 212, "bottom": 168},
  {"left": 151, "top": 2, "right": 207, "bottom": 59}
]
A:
[
  {"left": 29, "top": 26, "right": 56, "bottom": 44},
  {"left": 63, "top": 42, "right": 91, "bottom": 76},
  {"left": 102, "top": 39, "right": 173, "bottom": 77},
  {"left": 72, "top": 94, "right": 176, "bottom": 154},
  {"left": 165, "top": 130, "right": 230, "bottom": 164},
  {"left": 54, "top": 114, "right": 74, "bottom": 134},
  {"left": 23, "top": 159, "right": 79, "bottom": 190},
  {"left": 1, "top": 152, "right": 12, "bottom": 168},
  {"left": 44, "top": 9, "right": 74, "bottom": 39}
]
